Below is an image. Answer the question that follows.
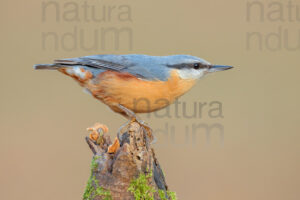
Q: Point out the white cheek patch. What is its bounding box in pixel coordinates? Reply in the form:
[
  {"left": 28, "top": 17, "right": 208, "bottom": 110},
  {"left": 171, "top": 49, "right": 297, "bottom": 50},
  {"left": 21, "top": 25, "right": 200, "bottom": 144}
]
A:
[{"left": 177, "top": 68, "right": 206, "bottom": 80}]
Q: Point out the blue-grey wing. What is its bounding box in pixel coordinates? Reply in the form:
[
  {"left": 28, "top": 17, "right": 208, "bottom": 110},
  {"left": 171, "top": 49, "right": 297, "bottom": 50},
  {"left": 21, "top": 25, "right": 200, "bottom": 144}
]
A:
[
  {"left": 54, "top": 54, "right": 171, "bottom": 81},
  {"left": 54, "top": 55, "right": 126, "bottom": 71}
]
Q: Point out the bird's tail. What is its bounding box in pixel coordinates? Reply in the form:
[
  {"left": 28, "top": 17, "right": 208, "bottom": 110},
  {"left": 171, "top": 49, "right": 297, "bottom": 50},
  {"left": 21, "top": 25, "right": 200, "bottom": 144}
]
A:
[{"left": 33, "top": 64, "right": 60, "bottom": 70}]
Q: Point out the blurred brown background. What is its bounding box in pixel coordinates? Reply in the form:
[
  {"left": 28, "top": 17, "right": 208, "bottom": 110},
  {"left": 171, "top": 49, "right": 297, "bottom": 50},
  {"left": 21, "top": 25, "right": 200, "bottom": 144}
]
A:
[{"left": 1, "top": 0, "right": 299, "bottom": 199}]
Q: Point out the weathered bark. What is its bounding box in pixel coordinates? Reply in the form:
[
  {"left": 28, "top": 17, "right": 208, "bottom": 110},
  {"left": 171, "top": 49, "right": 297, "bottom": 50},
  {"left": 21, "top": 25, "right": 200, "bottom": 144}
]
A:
[{"left": 83, "top": 122, "right": 171, "bottom": 200}]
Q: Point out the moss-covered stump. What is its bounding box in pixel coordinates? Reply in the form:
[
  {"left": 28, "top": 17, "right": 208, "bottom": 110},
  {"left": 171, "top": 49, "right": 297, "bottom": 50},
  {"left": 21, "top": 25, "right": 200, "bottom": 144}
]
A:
[{"left": 83, "top": 122, "right": 176, "bottom": 200}]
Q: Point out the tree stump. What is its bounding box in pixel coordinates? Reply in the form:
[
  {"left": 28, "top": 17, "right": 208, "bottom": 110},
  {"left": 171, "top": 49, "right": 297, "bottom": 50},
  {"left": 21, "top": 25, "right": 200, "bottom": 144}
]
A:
[{"left": 83, "top": 121, "right": 176, "bottom": 200}]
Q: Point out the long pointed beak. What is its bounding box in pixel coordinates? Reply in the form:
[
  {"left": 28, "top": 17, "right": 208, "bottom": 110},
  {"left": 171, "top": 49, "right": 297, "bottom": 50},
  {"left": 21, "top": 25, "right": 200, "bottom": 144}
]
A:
[{"left": 208, "top": 65, "right": 233, "bottom": 72}]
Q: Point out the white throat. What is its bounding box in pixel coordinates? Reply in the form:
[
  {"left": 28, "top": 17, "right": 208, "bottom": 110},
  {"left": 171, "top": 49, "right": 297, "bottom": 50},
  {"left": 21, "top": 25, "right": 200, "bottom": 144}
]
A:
[{"left": 177, "top": 68, "right": 207, "bottom": 80}]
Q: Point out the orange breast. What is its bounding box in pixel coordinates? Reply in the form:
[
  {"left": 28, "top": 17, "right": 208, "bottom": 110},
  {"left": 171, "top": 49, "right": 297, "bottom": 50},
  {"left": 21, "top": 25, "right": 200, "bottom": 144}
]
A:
[{"left": 86, "top": 70, "right": 196, "bottom": 113}]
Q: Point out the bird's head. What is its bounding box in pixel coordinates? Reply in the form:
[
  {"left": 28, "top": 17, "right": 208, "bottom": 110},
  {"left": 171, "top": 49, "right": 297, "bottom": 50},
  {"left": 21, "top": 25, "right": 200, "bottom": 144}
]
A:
[{"left": 165, "top": 55, "right": 233, "bottom": 80}]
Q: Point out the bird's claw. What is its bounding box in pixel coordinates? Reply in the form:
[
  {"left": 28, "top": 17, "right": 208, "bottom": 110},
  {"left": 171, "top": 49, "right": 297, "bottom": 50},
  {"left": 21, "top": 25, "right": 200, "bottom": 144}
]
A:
[{"left": 117, "top": 104, "right": 155, "bottom": 144}]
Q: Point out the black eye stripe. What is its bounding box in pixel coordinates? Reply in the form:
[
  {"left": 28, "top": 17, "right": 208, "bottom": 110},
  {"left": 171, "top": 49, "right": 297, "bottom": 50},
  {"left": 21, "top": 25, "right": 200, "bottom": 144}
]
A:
[
  {"left": 193, "top": 63, "right": 211, "bottom": 69},
  {"left": 166, "top": 63, "right": 207, "bottom": 69}
]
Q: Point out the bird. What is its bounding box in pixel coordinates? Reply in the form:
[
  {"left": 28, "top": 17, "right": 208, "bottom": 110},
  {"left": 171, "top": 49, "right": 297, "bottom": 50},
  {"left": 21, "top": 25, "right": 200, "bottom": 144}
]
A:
[{"left": 34, "top": 54, "right": 232, "bottom": 148}]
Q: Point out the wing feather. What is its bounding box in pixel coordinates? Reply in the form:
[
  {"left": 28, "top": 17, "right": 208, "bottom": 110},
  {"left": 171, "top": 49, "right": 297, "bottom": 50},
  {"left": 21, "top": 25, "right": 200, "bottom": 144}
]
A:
[
  {"left": 51, "top": 54, "right": 170, "bottom": 81},
  {"left": 54, "top": 57, "right": 126, "bottom": 71}
]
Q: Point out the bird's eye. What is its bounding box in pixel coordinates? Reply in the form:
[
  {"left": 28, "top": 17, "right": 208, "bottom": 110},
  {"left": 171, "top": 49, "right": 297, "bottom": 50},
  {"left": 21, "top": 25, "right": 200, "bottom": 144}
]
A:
[{"left": 194, "top": 63, "right": 200, "bottom": 69}]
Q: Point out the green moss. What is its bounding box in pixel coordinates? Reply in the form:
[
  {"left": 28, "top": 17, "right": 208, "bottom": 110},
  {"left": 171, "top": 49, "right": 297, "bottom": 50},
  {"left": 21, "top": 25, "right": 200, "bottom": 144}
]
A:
[
  {"left": 83, "top": 156, "right": 112, "bottom": 200},
  {"left": 91, "top": 155, "right": 100, "bottom": 171},
  {"left": 158, "top": 190, "right": 167, "bottom": 200},
  {"left": 128, "top": 171, "right": 156, "bottom": 200},
  {"left": 166, "top": 191, "right": 177, "bottom": 200},
  {"left": 128, "top": 172, "right": 177, "bottom": 200},
  {"left": 85, "top": 157, "right": 176, "bottom": 200},
  {"left": 158, "top": 189, "right": 177, "bottom": 200}
]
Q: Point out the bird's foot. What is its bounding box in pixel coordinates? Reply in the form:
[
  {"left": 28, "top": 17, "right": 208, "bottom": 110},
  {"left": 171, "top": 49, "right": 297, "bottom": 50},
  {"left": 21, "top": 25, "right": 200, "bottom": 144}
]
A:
[
  {"left": 117, "top": 104, "right": 152, "bottom": 130},
  {"left": 117, "top": 104, "right": 156, "bottom": 144}
]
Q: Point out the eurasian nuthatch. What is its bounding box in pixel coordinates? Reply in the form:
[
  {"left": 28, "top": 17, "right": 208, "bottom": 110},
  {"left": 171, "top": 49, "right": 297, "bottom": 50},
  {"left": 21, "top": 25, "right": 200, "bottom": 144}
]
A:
[{"left": 34, "top": 54, "right": 233, "bottom": 118}]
